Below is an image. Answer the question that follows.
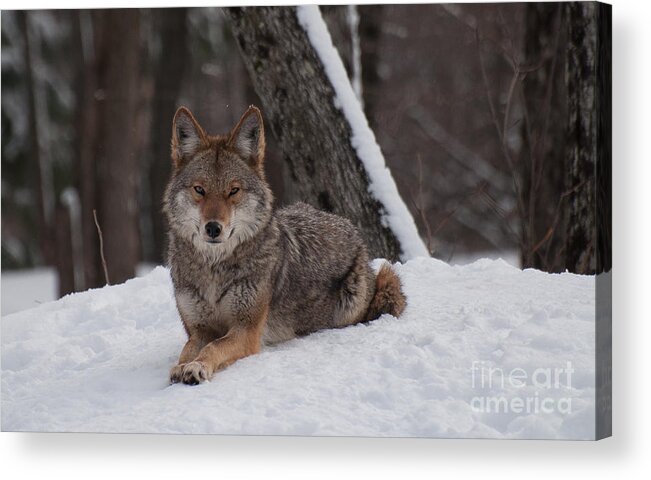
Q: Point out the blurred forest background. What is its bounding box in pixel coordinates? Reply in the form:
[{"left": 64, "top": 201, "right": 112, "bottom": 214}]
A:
[{"left": 1, "top": 4, "right": 610, "bottom": 306}]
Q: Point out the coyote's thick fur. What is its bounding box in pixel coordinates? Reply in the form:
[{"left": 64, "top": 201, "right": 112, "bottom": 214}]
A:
[{"left": 164, "top": 106, "right": 406, "bottom": 385}]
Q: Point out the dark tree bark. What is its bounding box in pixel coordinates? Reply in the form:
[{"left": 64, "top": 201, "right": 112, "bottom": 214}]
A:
[
  {"left": 358, "top": 5, "right": 384, "bottom": 129},
  {"left": 566, "top": 3, "right": 612, "bottom": 440},
  {"left": 320, "top": 6, "right": 353, "bottom": 76},
  {"left": 92, "top": 9, "right": 143, "bottom": 284},
  {"left": 71, "top": 10, "right": 100, "bottom": 290},
  {"left": 17, "top": 11, "right": 56, "bottom": 266},
  {"left": 520, "top": 3, "right": 566, "bottom": 272},
  {"left": 148, "top": 8, "right": 189, "bottom": 263},
  {"left": 75, "top": 10, "right": 103, "bottom": 290},
  {"left": 565, "top": 2, "right": 611, "bottom": 275},
  {"left": 594, "top": 5, "right": 612, "bottom": 275},
  {"left": 224, "top": 6, "right": 403, "bottom": 261}
]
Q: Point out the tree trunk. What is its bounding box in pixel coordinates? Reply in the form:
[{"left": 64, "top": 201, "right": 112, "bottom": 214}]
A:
[
  {"left": 70, "top": 10, "right": 95, "bottom": 290},
  {"left": 72, "top": 10, "right": 108, "bottom": 289},
  {"left": 320, "top": 6, "right": 353, "bottom": 76},
  {"left": 358, "top": 5, "right": 384, "bottom": 129},
  {"left": 520, "top": 3, "right": 566, "bottom": 272},
  {"left": 18, "top": 11, "right": 56, "bottom": 266},
  {"left": 92, "top": 9, "right": 142, "bottom": 284},
  {"left": 224, "top": 6, "right": 403, "bottom": 261},
  {"left": 566, "top": 2, "right": 613, "bottom": 440},
  {"left": 148, "top": 8, "right": 189, "bottom": 264},
  {"left": 565, "top": 2, "right": 611, "bottom": 275}
]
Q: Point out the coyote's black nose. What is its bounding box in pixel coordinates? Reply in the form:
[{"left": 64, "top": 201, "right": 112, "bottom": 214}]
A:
[{"left": 205, "top": 222, "right": 222, "bottom": 239}]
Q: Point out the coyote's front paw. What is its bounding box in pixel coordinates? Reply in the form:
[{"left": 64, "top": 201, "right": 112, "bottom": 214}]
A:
[
  {"left": 169, "top": 363, "right": 187, "bottom": 384},
  {"left": 181, "top": 361, "right": 212, "bottom": 385}
]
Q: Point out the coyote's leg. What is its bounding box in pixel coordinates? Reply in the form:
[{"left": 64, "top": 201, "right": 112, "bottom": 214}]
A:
[
  {"left": 334, "top": 250, "right": 375, "bottom": 328},
  {"left": 180, "top": 305, "right": 268, "bottom": 385},
  {"left": 169, "top": 333, "right": 209, "bottom": 384},
  {"left": 335, "top": 256, "right": 406, "bottom": 328},
  {"left": 178, "top": 335, "right": 206, "bottom": 363}
]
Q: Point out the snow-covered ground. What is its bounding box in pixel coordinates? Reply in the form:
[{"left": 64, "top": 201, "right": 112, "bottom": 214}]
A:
[
  {"left": 449, "top": 249, "right": 520, "bottom": 268},
  {"left": 0, "top": 267, "right": 59, "bottom": 316},
  {"left": 1, "top": 257, "right": 596, "bottom": 438},
  {"left": 0, "top": 254, "right": 518, "bottom": 316},
  {"left": 0, "top": 264, "right": 156, "bottom": 316}
]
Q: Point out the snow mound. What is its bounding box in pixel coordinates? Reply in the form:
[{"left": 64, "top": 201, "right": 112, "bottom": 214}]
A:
[{"left": 1, "top": 259, "right": 596, "bottom": 439}]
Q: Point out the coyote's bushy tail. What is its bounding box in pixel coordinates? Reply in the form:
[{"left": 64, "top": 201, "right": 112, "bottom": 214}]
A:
[{"left": 365, "top": 264, "right": 406, "bottom": 321}]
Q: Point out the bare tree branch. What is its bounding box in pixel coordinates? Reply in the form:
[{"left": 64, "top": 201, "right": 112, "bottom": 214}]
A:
[
  {"left": 93, "top": 209, "right": 110, "bottom": 286},
  {"left": 475, "top": 28, "right": 526, "bottom": 224},
  {"left": 407, "top": 105, "right": 510, "bottom": 191}
]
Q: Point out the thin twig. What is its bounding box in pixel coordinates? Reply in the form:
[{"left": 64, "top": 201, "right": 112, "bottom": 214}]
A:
[
  {"left": 497, "top": 7, "right": 518, "bottom": 66},
  {"left": 93, "top": 209, "right": 110, "bottom": 285},
  {"left": 524, "top": 7, "right": 564, "bottom": 268},
  {"left": 534, "top": 6, "right": 564, "bottom": 194},
  {"left": 531, "top": 227, "right": 554, "bottom": 255},
  {"left": 502, "top": 67, "right": 521, "bottom": 145},
  {"left": 517, "top": 79, "right": 535, "bottom": 163},
  {"left": 407, "top": 105, "right": 509, "bottom": 190},
  {"left": 407, "top": 155, "right": 434, "bottom": 255},
  {"left": 439, "top": 4, "right": 513, "bottom": 66},
  {"left": 433, "top": 182, "right": 488, "bottom": 237},
  {"left": 475, "top": 29, "right": 526, "bottom": 222},
  {"left": 540, "top": 180, "right": 587, "bottom": 267},
  {"left": 479, "top": 188, "right": 520, "bottom": 243},
  {"left": 416, "top": 155, "right": 433, "bottom": 254}
]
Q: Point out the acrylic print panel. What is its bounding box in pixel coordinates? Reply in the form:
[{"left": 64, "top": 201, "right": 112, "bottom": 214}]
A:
[{"left": 0, "top": 2, "right": 611, "bottom": 439}]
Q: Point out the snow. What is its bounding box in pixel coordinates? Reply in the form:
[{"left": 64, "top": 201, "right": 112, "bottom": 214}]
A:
[
  {"left": 346, "top": 5, "right": 363, "bottom": 104},
  {"left": 0, "top": 268, "right": 58, "bottom": 316},
  {"left": 0, "top": 264, "right": 157, "bottom": 315},
  {"left": 296, "top": 6, "right": 429, "bottom": 260},
  {"left": 1, "top": 258, "right": 596, "bottom": 439},
  {"left": 450, "top": 249, "right": 520, "bottom": 268}
]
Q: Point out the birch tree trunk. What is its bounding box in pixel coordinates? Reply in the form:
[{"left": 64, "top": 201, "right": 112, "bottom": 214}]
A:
[
  {"left": 565, "top": 2, "right": 611, "bottom": 275},
  {"left": 224, "top": 6, "right": 403, "bottom": 261}
]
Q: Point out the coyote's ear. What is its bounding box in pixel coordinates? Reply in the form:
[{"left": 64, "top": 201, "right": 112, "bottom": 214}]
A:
[
  {"left": 171, "top": 107, "right": 208, "bottom": 168},
  {"left": 228, "top": 105, "right": 265, "bottom": 175}
]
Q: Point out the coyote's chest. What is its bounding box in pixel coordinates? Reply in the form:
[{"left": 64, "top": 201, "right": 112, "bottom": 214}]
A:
[{"left": 173, "top": 266, "right": 243, "bottom": 334}]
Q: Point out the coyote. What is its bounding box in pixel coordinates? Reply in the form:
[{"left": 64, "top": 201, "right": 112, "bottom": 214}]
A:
[{"left": 164, "top": 105, "right": 406, "bottom": 385}]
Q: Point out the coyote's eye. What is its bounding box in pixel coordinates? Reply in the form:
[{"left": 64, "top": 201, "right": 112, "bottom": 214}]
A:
[
  {"left": 193, "top": 185, "right": 205, "bottom": 196},
  {"left": 229, "top": 187, "right": 240, "bottom": 197}
]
